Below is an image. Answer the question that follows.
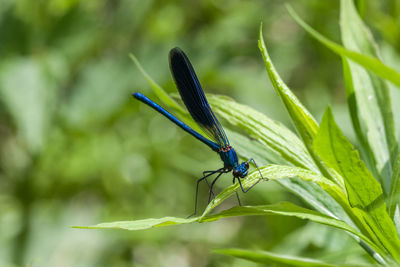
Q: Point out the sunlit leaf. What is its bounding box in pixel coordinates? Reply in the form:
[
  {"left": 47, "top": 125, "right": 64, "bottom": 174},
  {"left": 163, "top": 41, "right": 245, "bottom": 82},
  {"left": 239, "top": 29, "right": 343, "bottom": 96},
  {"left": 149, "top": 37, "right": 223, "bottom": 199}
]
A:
[
  {"left": 75, "top": 217, "right": 197, "bottom": 231},
  {"left": 80, "top": 201, "right": 381, "bottom": 258},
  {"left": 209, "top": 95, "right": 317, "bottom": 171},
  {"left": 226, "top": 129, "right": 352, "bottom": 224},
  {"left": 389, "top": 154, "right": 400, "bottom": 217},
  {"left": 225, "top": 129, "right": 288, "bottom": 166},
  {"left": 258, "top": 25, "right": 318, "bottom": 150},
  {"left": 340, "top": 0, "right": 396, "bottom": 194},
  {"left": 258, "top": 25, "right": 342, "bottom": 186},
  {"left": 313, "top": 108, "right": 400, "bottom": 261},
  {"left": 200, "top": 165, "right": 343, "bottom": 217}
]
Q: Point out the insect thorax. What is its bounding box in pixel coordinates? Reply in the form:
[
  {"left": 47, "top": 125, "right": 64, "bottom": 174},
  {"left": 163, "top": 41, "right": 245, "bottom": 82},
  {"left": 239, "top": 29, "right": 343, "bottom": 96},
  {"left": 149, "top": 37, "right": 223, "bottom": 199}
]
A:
[{"left": 219, "top": 145, "right": 239, "bottom": 169}]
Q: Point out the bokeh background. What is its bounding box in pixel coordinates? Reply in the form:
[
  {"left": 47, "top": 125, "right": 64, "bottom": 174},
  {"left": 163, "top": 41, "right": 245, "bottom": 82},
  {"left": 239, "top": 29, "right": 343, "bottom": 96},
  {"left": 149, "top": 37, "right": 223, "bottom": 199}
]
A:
[{"left": 1, "top": 0, "right": 400, "bottom": 266}]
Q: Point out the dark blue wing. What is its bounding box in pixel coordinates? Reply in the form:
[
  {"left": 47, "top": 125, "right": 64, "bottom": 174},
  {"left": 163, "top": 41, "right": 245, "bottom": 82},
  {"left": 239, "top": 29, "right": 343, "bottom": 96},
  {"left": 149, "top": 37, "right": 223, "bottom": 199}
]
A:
[{"left": 169, "top": 47, "right": 229, "bottom": 147}]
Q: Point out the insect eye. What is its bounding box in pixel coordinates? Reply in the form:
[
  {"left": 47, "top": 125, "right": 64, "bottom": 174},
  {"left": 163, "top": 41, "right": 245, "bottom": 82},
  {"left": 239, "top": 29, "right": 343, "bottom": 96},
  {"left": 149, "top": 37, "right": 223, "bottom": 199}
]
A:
[
  {"left": 233, "top": 169, "right": 239, "bottom": 177},
  {"left": 244, "top": 162, "right": 249, "bottom": 169}
]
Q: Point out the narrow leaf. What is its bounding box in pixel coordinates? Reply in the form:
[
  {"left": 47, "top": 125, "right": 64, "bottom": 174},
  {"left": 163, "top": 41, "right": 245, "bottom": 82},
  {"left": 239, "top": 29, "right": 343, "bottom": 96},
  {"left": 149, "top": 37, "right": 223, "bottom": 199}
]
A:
[
  {"left": 132, "top": 53, "right": 349, "bottom": 224},
  {"left": 258, "top": 25, "right": 318, "bottom": 148},
  {"left": 258, "top": 25, "right": 340, "bottom": 185},
  {"left": 286, "top": 5, "right": 400, "bottom": 88},
  {"left": 79, "top": 202, "right": 381, "bottom": 258},
  {"left": 389, "top": 153, "right": 400, "bottom": 218},
  {"left": 75, "top": 217, "right": 197, "bottom": 231},
  {"left": 226, "top": 129, "right": 354, "bottom": 224},
  {"left": 210, "top": 96, "right": 353, "bottom": 225},
  {"left": 200, "top": 165, "right": 345, "bottom": 217},
  {"left": 215, "top": 248, "right": 346, "bottom": 267},
  {"left": 340, "top": 0, "right": 396, "bottom": 194}
]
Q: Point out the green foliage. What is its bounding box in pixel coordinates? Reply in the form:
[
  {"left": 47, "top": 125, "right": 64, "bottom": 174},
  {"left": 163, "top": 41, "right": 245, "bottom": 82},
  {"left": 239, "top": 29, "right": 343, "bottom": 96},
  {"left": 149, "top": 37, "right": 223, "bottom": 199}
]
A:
[
  {"left": 78, "top": 1, "right": 400, "bottom": 266},
  {"left": 2, "top": 0, "right": 400, "bottom": 266},
  {"left": 287, "top": 5, "right": 400, "bottom": 89},
  {"left": 214, "top": 248, "right": 347, "bottom": 267}
]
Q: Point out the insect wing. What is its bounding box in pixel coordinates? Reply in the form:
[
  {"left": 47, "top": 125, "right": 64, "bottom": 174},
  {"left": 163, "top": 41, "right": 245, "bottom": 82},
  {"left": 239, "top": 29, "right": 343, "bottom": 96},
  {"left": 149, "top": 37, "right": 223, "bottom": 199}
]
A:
[{"left": 169, "top": 47, "right": 229, "bottom": 147}]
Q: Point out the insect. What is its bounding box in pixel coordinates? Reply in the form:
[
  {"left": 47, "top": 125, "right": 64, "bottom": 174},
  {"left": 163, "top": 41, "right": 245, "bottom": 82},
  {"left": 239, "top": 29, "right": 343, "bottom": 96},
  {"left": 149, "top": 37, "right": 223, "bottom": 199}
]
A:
[{"left": 133, "top": 47, "right": 265, "bottom": 215}]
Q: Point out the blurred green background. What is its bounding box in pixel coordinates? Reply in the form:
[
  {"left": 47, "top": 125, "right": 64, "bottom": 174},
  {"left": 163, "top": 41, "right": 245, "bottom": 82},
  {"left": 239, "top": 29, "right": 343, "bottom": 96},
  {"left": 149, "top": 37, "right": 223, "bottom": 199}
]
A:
[{"left": 1, "top": 0, "right": 400, "bottom": 266}]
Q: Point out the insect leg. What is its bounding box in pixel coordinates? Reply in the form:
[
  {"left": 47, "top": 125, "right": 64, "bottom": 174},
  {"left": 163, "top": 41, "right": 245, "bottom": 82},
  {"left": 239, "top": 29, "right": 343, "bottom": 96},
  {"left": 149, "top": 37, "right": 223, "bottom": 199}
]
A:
[
  {"left": 248, "top": 158, "right": 268, "bottom": 181},
  {"left": 202, "top": 170, "right": 216, "bottom": 198},
  {"left": 236, "top": 175, "right": 263, "bottom": 193},
  {"left": 235, "top": 158, "right": 268, "bottom": 194},
  {"left": 188, "top": 168, "right": 224, "bottom": 218},
  {"left": 233, "top": 176, "right": 242, "bottom": 206},
  {"left": 207, "top": 171, "right": 225, "bottom": 203}
]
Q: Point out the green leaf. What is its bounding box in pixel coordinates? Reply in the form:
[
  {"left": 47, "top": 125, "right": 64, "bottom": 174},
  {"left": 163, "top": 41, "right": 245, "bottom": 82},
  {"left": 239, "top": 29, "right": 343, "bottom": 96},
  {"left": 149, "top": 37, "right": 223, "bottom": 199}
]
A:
[
  {"left": 208, "top": 165, "right": 365, "bottom": 248},
  {"left": 226, "top": 129, "right": 288, "bottom": 165},
  {"left": 355, "top": 0, "right": 366, "bottom": 18},
  {"left": 258, "top": 25, "right": 341, "bottom": 186},
  {"left": 131, "top": 52, "right": 349, "bottom": 224},
  {"left": 340, "top": 0, "right": 396, "bottom": 194},
  {"left": 208, "top": 95, "right": 317, "bottom": 171},
  {"left": 80, "top": 201, "right": 381, "bottom": 258},
  {"left": 75, "top": 217, "right": 198, "bottom": 231},
  {"left": 132, "top": 52, "right": 352, "bottom": 225},
  {"left": 341, "top": 59, "right": 375, "bottom": 178},
  {"left": 258, "top": 25, "right": 318, "bottom": 150},
  {"left": 214, "top": 248, "right": 342, "bottom": 267},
  {"left": 130, "top": 48, "right": 386, "bottom": 261},
  {"left": 313, "top": 108, "right": 400, "bottom": 261},
  {"left": 200, "top": 165, "right": 345, "bottom": 217},
  {"left": 286, "top": 5, "right": 400, "bottom": 89},
  {"left": 313, "top": 108, "right": 382, "bottom": 209},
  {"left": 278, "top": 178, "right": 350, "bottom": 223},
  {"left": 203, "top": 203, "right": 362, "bottom": 237},
  {"left": 226, "top": 130, "right": 353, "bottom": 225},
  {"left": 389, "top": 153, "right": 400, "bottom": 217},
  {"left": 394, "top": 206, "right": 400, "bottom": 236},
  {"left": 79, "top": 201, "right": 369, "bottom": 244}
]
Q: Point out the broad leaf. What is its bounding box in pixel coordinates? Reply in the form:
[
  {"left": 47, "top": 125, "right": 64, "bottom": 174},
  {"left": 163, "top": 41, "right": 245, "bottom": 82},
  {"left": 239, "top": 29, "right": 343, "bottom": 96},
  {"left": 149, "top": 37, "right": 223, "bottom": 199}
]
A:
[
  {"left": 200, "top": 165, "right": 345, "bottom": 217},
  {"left": 226, "top": 129, "right": 288, "bottom": 166},
  {"left": 209, "top": 95, "right": 317, "bottom": 171},
  {"left": 313, "top": 108, "right": 400, "bottom": 260},
  {"left": 132, "top": 54, "right": 350, "bottom": 224}
]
